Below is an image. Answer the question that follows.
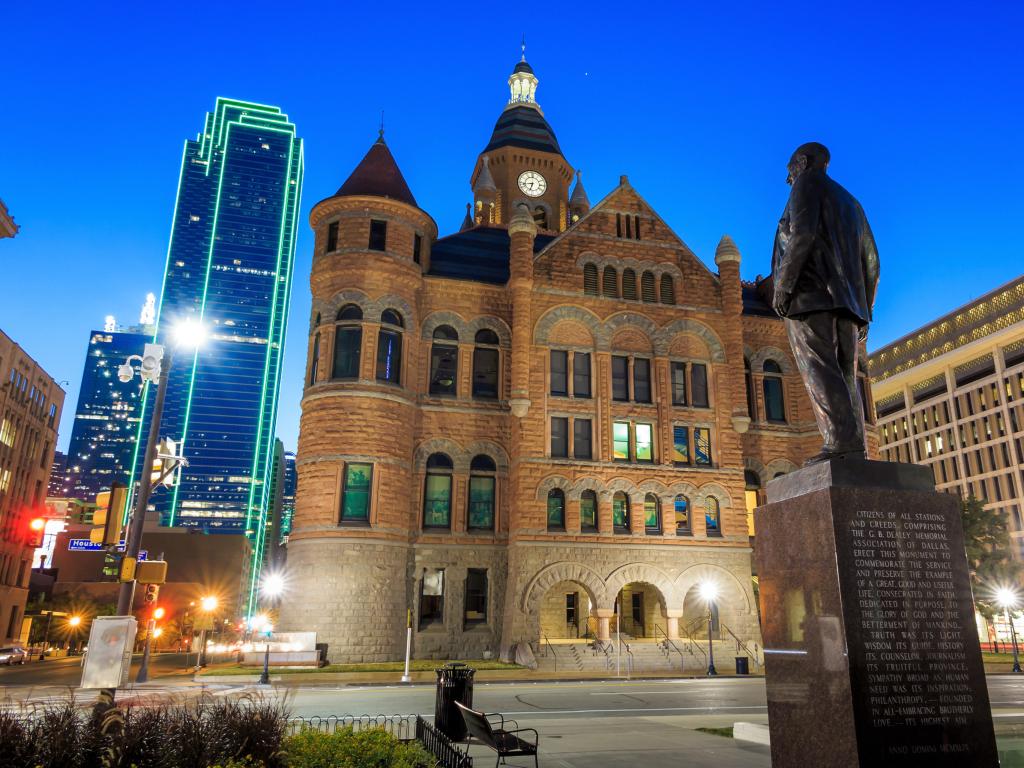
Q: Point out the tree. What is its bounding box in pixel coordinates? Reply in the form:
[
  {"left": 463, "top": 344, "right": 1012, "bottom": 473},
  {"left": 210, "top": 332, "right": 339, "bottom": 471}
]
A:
[{"left": 961, "top": 495, "right": 1023, "bottom": 618}]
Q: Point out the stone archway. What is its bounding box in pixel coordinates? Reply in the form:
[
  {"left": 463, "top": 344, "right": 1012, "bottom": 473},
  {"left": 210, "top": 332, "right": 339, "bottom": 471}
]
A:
[
  {"left": 676, "top": 563, "right": 756, "bottom": 644},
  {"left": 605, "top": 563, "right": 680, "bottom": 640},
  {"left": 520, "top": 561, "right": 609, "bottom": 646}
]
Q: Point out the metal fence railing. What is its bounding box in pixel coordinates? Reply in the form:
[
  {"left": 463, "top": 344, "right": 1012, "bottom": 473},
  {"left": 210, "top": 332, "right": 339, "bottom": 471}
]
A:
[
  {"left": 286, "top": 714, "right": 417, "bottom": 740},
  {"left": 416, "top": 715, "right": 473, "bottom": 768}
]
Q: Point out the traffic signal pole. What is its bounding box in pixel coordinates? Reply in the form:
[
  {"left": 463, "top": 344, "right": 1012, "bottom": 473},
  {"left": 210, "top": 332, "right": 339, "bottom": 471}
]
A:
[{"left": 116, "top": 347, "right": 173, "bottom": 617}]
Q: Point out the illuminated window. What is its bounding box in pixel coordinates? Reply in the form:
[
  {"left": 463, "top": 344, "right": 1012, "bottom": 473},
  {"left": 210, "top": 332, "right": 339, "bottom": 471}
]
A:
[
  {"left": 613, "top": 422, "right": 630, "bottom": 461},
  {"left": 580, "top": 490, "right": 598, "bottom": 531},
  {"left": 673, "top": 426, "right": 689, "bottom": 465},
  {"left": 423, "top": 453, "right": 453, "bottom": 529},
  {"left": 340, "top": 463, "right": 372, "bottom": 524},
  {"left": 613, "top": 491, "right": 630, "bottom": 533},
  {"left": 468, "top": 455, "right": 495, "bottom": 530},
  {"left": 705, "top": 497, "right": 721, "bottom": 535},
  {"left": 674, "top": 495, "right": 691, "bottom": 534},
  {"left": 547, "top": 488, "right": 565, "bottom": 531},
  {"left": 694, "top": 428, "right": 712, "bottom": 466},
  {"left": 635, "top": 423, "right": 654, "bottom": 462},
  {"left": 644, "top": 493, "right": 661, "bottom": 534}
]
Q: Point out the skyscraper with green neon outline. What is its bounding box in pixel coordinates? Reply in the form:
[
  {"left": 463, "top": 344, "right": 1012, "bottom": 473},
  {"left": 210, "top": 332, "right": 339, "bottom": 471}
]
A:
[{"left": 128, "top": 98, "right": 303, "bottom": 617}]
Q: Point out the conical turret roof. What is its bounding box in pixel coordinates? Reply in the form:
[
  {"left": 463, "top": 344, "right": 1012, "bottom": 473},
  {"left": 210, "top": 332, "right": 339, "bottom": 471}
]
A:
[
  {"left": 335, "top": 134, "right": 418, "bottom": 207},
  {"left": 569, "top": 170, "right": 589, "bottom": 207}
]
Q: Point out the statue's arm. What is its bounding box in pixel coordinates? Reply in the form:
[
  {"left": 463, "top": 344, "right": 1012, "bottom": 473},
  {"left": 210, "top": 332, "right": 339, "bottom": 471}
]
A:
[
  {"left": 861, "top": 213, "right": 880, "bottom": 320},
  {"left": 774, "top": 174, "right": 821, "bottom": 295}
]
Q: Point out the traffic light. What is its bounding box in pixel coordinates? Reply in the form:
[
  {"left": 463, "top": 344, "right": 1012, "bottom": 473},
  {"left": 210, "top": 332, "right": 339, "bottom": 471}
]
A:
[
  {"left": 135, "top": 559, "right": 167, "bottom": 585},
  {"left": 144, "top": 583, "right": 160, "bottom": 604},
  {"left": 90, "top": 482, "right": 127, "bottom": 546},
  {"left": 27, "top": 517, "right": 45, "bottom": 548}
]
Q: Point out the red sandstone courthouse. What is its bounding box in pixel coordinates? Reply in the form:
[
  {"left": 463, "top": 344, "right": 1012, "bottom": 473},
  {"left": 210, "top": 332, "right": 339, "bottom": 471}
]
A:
[{"left": 279, "top": 56, "right": 874, "bottom": 667}]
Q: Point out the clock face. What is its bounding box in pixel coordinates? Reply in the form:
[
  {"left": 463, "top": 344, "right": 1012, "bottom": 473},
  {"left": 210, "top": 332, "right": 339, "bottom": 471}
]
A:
[{"left": 517, "top": 170, "right": 547, "bottom": 198}]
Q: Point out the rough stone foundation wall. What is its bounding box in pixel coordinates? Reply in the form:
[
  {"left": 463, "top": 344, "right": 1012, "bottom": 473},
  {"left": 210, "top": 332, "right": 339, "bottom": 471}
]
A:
[{"left": 278, "top": 538, "right": 410, "bottom": 663}]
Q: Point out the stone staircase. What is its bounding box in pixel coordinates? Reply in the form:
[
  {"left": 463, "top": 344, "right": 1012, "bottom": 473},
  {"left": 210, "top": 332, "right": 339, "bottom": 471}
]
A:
[{"left": 535, "top": 637, "right": 758, "bottom": 675}]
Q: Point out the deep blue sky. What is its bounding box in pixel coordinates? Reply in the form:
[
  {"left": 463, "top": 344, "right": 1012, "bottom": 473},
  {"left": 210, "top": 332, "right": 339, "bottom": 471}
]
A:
[{"left": 3, "top": 2, "right": 1022, "bottom": 453}]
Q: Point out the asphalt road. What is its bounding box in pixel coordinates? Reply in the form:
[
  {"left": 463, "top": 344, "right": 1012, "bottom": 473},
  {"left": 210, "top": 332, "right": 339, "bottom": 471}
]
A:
[{"left": 0, "top": 651, "right": 224, "bottom": 691}]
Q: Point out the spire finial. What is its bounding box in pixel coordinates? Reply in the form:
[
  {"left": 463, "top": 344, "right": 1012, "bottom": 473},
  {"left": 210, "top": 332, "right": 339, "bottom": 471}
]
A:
[
  {"left": 377, "top": 110, "right": 385, "bottom": 142},
  {"left": 521, "top": 34, "right": 526, "bottom": 61}
]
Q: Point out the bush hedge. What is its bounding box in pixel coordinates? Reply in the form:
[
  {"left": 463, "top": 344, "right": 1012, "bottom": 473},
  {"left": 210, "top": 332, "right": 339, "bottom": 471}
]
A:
[{"left": 0, "top": 696, "right": 437, "bottom": 768}]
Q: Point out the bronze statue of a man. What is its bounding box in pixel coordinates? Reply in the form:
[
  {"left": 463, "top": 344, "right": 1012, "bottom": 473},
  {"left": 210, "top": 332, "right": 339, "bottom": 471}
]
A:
[{"left": 772, "top": 142, "right": 880, "bottom": 464}]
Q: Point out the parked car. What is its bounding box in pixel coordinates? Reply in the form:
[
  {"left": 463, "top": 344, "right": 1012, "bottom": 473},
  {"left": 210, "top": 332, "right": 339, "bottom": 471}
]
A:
[{"left": 0, "top": 646, "right": 27, "bottom": 665}]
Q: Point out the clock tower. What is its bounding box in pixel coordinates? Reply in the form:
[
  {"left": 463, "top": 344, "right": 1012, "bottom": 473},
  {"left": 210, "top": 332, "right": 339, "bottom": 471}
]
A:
[{"left": 469, "top": 51, "right": 574, "bottom": 232}]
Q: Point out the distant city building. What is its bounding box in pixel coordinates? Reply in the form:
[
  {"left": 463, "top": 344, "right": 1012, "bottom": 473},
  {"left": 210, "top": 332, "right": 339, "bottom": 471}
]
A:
[
  {"left": 281, "top": 448, "right": 296, "bottom": 542},
  {"left": 869, "top": 275, "right": 1024, "bottom": 555},
  {"left": 48, "top": 450, "right": 67, "bottom": 497},
  {"left": 128, "top": 99, "right": 303, "bottom": 616},
  {"left": 0, "top": 329, "right": 64, "bottom": 643},
  {"left": 0, "top": 199, "right": 18, "bottom": 239},
  {"left": 64, "top": 302, "right": 154, "bottom": 501}
]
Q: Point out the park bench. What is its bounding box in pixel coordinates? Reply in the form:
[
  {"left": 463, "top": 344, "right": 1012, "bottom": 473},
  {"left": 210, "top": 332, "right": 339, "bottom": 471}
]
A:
[{"left": 455, "top": 701, "right": 539, "bottom": 767}]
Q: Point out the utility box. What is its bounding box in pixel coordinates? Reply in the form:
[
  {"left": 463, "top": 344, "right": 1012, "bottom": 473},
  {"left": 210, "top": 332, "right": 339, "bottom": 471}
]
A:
[{"left": 81, "top": 616, "right": 137, "bottom": 689}]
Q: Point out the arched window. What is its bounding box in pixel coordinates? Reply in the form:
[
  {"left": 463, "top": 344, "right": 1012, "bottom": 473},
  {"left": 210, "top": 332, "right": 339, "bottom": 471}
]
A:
[
  {"left": 376, "top": 310, "right": 403, "bottom": 385},
  {"left": 533, "top": 206, "right": 548, "bottom": 229},
  {"left": 641, "top": 271, "right": 656, "bottom": 303},
  {"left": 583, "top": 264, "right": 599, "bottom": 295},
  {"left": 602, "top": 266, "right": 618, "bottom": 297},
  {"left": 763, "top": 360, "right": 786, "bottom": 422},
  {"left": 744, "top": 470, "right": 762, "bottom": 532},
  {"left": 622, "top": 269, "right": 638, "bottom": 300},
  {"left": 705, "top": 496, "right": 721, "bottom": 536},
  {"left": 472, "top": 328, "right": 500, "bottom": 400},
  {"left": 309, "top": 332, "right": 320, "bottom": 385},
  {"left": 613, "top": 491, "right": 630, "bottom": 533},
  {"left": 547, "top": 488, "right": 565, "bottom": 531},
  {"left": 744, "top": 357, "right": 756, "bottom": 419},
  {"left": 430, "top": 325, "right": 459, "bottom": 396},
  {"left": 580, "top": 489, "right": 598, "bottom": 531},
  {"left": 660, "top": 274, "right": 675, "bottom": 304},
  {"left": 468, "top": 454, "right": 496, "bottom": 530},
  {"left": 333, "top": 304, "right": 362, "bottom": 379},
  {"left": 644, "top": 493, "right": 661, "bottom": 534},
  {"left": 674, "top": 495, "right": 691, "bottom": 535},
  {"left": 423, "top": 453, "right": 453, "bottom": 529}
]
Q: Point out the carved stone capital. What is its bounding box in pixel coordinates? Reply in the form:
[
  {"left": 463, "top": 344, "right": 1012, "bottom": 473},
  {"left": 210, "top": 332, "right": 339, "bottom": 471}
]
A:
[
  {"left": 732, "top": 415, "right": 752, "bottom": 434},
  {"left": 509, "top": 398, "right": 531, "bottom": 418}
]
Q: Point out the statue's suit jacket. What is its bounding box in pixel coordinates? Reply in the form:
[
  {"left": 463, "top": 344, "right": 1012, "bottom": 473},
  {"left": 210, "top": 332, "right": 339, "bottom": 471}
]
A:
[{"left": 772, "top": 168, "right": 880, "bottom": 325}]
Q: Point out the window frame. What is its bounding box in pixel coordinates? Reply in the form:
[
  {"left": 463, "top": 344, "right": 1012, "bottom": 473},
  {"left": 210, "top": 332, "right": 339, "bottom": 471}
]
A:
[
  {"left": 547, "top": 488, "right": 566, "bottom": 531},
  {"left": 339, "top": 462, "right": 373, "bottom": 525},
  {"left": 423, "top": 454, "right": 453, "bottom": 529},
  {"left": 612, "top": 421, "right": 631, "bottom": 461},
  {"left": 690, "top": 363, "right": 709, "bottom": 407},
  {"left": 573, "top": 418, "right": 593, "bottom": 460},
  {"left": 464, "top": 568, "right": 488, "bottom": 628},
  {"left": 644, "top": 493, "right": 662, "bottom": 535},
  {"left": 573, "top": 352, "right": 592, "bottom": 399},
  {"left": 369, "top": 219, "right": 387, "bottom": 251},
  {"left": 550, "top": 417, "right": 569, "bottom": 458},
  {"left": 612, "top": 491, "right": 631, "bottom": 534},
  {"left": 694, "top": 427, "right": 712, "bottom": 467},
  {"left": 705, "top": 496, "right": 722, "bottom": 536},
  {"left": 580, "top": 489, "right": 598, "bottom": 532},
  {"left": 674, "top": 494, "right": 691, "bottom": 535},
  {"left": 375, "top": 325, "right": 402, "bottom": 385},
  {"left": 633, "top": 358, "right": 652, "bottom": 403},
  {"left": 672, "top": 425, "right": 690, "bottom": 466},
  {"left": 429, "top": 326, "right": 459, "bottom": 397},
  {"left": 611, "top": 356, "right": 629, "bottom": 401},
  {"left": 635, "top": 422, "right": 654, "bottom": 463},
  {"left": 550, "top": 350, "right": 569, "bottom": 397},
  {"left": 467, "top": 463, "right": 496, "bottom": 532},
  {"left": 472, "top": 330, "right": 500, "bottom": 400},
  {"left": 418, "top": 568, "right": 444, "bottom": 630},
  {"left": 326, "top": 221, "right": 339, "bottom": 253}
]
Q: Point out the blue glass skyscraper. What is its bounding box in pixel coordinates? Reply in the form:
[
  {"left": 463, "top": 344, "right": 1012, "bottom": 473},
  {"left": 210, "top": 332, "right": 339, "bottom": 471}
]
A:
[{"left": 129, "top": 98, "right": 303, "bottom": 615}]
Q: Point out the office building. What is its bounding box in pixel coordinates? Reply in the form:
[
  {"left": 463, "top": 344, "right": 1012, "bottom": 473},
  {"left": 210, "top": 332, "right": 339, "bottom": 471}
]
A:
[
  {"left": 128, "top": 99, "right": 303, "bottom": 616},
  {"left": 0, "top": 329, "right": 63, "bottom": 642},
  {"left": 870, "top": 275, "right": 1024, "bottom": 555}
]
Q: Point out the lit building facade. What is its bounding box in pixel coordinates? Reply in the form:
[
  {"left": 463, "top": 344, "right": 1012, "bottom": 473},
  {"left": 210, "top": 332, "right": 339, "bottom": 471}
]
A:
[
  {"left": 280, "top": 57, "right": 835, "bottom": 665},
  {"left": 64, "top": 325, "right": 149, "bottom": 501},
  {"left": 869, "top": 275, "right": 1024, "bottom": 556},
  {"left": 0, "top": 329, "right": 63, "bottom": 642},
  {"left": 128, "top": 99, "right": 303, "bottom": 615}
]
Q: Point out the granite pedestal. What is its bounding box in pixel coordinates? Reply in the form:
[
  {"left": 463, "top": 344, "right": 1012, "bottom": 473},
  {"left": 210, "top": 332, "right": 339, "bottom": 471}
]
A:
[{"left": 755, "top": 459, "right": 998, "bottom": 767}]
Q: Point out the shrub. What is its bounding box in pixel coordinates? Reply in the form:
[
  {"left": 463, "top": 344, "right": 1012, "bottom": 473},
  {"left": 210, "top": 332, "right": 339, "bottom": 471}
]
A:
[{"left": 283, "top": 726, "right": 434, "bottom": 768}]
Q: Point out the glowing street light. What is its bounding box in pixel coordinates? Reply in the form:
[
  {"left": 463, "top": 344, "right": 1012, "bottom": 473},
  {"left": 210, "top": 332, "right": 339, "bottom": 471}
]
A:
[
  {"left": 200, "top": 595, "right": 219, "bottom": 613},
  {"left": 196, "top": 594, "right": 219, "bottom": 669},
  {"left": 68, "top": 615, "right": 82, "bottom": 628},
  {"left": 261, "top": 572, "right": 285, "bottom": 599},
  {"left": 116, "top": 319, "right": 208, "bottom": 618},
  {"left": 699, "top": 581, "right": 719, "bottom": 676},
  {"left": 997, "top": 587, "right": 1022, "bottom": 674}
]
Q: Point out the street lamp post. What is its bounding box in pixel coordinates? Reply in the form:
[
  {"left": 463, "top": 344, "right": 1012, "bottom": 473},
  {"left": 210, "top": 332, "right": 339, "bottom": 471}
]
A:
[
  {"left": 1007, "top": 607, "right": 1021, "bottom": 674},
  {"left": 116, "top": 321, "right": 205, "bottom": 618},
  {"left": 997, "top": 588, "right": 1022, "bottom": 674},
  {"left": 136, "top": 606, "right": 164, "bottom": 684},
  {"left": 700, "top": 581, "right": 718, "bottom": 676},
  {"left": 195, "top": 595, "right": 217, "bottom": 670},
  {"left": 258, "top": 573, "right": 284, "bottom": 686}
]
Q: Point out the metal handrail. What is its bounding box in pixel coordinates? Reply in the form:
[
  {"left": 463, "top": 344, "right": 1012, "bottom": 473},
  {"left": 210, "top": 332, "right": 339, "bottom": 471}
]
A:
[
  {"left": 653, "top": 624, "right": 686, "bottom": 670},
  {"left": 542, "top": 633, "right": 557, "bottom": 660},
  {"left": 679, "top": 619, "right": 709, "bottom": 664},
  {"left": 623, "top": 641, "right": 635, "bottom": 677},
  {"left": 721, "top": 622, "right": 762, "bottom": 667}
]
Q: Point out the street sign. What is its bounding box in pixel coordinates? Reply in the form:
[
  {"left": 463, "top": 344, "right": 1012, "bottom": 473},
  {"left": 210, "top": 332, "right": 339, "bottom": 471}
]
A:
[
  {"left": 68, "top": 539, "right": 146, "bottom": 559},
  {"left": 193, "top": 614, "right": 215, "bottom": 631}
]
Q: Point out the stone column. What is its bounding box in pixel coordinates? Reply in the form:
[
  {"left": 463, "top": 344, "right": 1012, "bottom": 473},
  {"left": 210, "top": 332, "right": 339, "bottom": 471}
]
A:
[
  {"left": 507, "top": 205, "right": 536, "bottom": 419},
  {"left": 665, "top": 609, "right": 683, "bottom": 640},
  {"left": 594, "top": 608, "right": 614, "bottom": 643}
]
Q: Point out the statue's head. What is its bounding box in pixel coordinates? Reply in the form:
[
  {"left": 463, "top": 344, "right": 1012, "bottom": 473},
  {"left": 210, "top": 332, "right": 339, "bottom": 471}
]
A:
[{"left": 786, "top": 142, "right": 830, "bottom": 185}]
